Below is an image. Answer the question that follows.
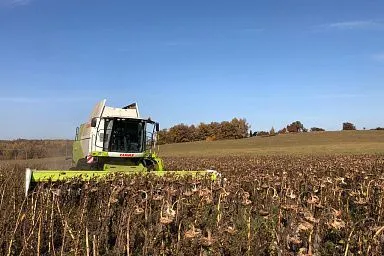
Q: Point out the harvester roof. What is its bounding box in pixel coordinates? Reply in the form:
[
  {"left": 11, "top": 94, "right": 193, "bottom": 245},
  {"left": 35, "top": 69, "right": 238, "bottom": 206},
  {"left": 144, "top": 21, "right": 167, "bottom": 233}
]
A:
[{"left": 91, "top": 99, "right": 141, "bottom": 119}]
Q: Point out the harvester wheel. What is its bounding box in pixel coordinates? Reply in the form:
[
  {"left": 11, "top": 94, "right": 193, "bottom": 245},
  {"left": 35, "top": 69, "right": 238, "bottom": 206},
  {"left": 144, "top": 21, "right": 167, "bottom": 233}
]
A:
[
  {"left": 142, "top": 158, "right": 158, "bottom": 172},
  {"left": 75, "top": 158, "right": 89, "bottom": 170}
]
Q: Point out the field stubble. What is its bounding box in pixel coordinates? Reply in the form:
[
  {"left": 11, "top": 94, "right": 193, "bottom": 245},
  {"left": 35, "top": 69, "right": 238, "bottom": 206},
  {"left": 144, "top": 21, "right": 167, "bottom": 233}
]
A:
[{"left": 1, "top": 154, "right": 384, "bottom": 255}]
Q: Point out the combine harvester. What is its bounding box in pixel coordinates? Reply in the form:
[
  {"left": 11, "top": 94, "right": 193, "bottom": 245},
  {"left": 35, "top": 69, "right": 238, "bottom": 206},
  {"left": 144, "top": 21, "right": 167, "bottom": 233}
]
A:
[{"left": 25, "top": 99, "right": 221, "bottom": 195}]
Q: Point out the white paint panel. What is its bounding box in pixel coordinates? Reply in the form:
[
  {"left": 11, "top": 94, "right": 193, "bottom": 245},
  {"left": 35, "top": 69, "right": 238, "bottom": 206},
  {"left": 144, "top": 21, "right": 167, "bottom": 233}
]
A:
[
  {"left": 102, "top": 106, "right": 140, "bottom": 118},
  {"left": 80, "top": 125, "right": 91, "bottom": 140},
  {"left": 81, "top": 138, "right": 90, "bottom": 156},
  {"left": 95, "top": 118, "right": 105, "bottom": 150},
  {"left": 108, "top": 152, "right": 145, "bottom": 158},
  {"left": 90, "top": 99, "right": 106, "bottom": 118}
]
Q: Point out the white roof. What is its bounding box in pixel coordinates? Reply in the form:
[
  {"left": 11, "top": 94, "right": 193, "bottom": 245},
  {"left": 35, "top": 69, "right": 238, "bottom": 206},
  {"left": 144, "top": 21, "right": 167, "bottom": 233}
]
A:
[
  {"left": 102, "top": 106, "right": 140, "bottom": 119},
  {"left": 90, "top": 99, "right": 141, "bottom": 119}
]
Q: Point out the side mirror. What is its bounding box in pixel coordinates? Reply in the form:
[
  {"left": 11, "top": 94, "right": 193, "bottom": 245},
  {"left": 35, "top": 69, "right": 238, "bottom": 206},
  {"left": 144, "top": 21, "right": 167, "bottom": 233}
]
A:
[
  {"left": 91, "top": 117, "right": 97, "bottom": 127},
  {"left": 155, "top": 123, "right": 160, "bottom": 132}
]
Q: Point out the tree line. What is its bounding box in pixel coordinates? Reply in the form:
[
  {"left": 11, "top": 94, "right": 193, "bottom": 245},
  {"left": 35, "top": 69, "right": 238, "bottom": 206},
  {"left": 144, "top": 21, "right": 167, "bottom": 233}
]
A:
[
  {"left": 0, "top": 139, "right": 72, "bottom": 160},
  {"left": 159, "top": 119, "right": 384, "bottom": 145},
  {"left": 157, "top": 118, "right": 249, "bottom": 144},
  {"left": 1, "top": 122, "right": 382, "bottom": 153}
]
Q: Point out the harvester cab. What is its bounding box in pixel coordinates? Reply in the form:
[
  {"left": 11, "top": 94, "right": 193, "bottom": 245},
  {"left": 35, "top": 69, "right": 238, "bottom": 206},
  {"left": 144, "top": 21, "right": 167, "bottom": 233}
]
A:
[
  {"left": 25, "top": 100, "right": 221, "bottom": 196},
  {"left": 72, "top": 99, "right": 163, "bottom": 172}
]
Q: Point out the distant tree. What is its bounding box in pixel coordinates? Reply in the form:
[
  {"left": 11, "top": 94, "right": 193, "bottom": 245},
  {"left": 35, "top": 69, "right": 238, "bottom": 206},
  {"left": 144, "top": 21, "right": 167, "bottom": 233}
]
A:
[
  {"left": 157, "top": 118, "right": 250, "bottom": 144},
  {"left": 167, "top": 124, "right": 194, "bottom": 143},
  {"left": 343, "top": 122, "right": 356, "bottom": 131},
  {"left": 188, "top": 125, "right": 198, "bottom": 141},
  {"left": 208, "top": 122, "right": 221, "bottom": 139},
  {"left": 269, "top": 127, "right": 276, "bottom": 136},
  {"left": 293, "top": 121, "right": 304, "bottom": 130},
  {"left": 218, "top": 121, "right": 233, "bottom": 140},
  {"left": 249, "top": 130, "right": 253, "bottom": 137},
  {"left": 196, "top": 123, "right": 211, "bottom": 141},
  {"left": 287, "top": 124, "right": 298, "bottom": 133},
  {"left": 230, "top": 118, "right": 249, "bottom": 139},
  {"left": 278, "top": 128, "right": 287, "bottom": 134},
  {"left": 310, "top": 127, "right": 325, "bottom": 132},
  {"left": 157, "top": 129, "right": 169, "bottom": 145},
  {"left": 287, "top": 121, "right": 305, "bottom": 133},
  {"left": 257, "top": 131, "right": 269, "bottom": 136}
]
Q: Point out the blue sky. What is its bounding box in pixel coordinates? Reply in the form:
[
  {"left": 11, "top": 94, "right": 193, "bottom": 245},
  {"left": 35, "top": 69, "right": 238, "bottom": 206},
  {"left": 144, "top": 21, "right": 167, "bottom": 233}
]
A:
[{"left": 1, "top": 0, "right": 383, "bottom": 139}]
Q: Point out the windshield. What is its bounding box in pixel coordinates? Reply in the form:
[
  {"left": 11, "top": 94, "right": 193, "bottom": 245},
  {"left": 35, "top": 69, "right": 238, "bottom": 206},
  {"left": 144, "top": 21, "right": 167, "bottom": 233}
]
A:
[{"left": 103, "top": 118, "right": 145, "bottom": 153}]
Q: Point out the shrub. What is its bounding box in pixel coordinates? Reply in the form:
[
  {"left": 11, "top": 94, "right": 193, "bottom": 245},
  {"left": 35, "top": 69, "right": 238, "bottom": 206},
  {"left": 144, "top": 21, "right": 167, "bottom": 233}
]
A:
[
  {"left": 310, "top": 127, "right": 325, "bottom": 132},
  {"left": 256, "top": 131, "right": 269, "bottom": 136}
]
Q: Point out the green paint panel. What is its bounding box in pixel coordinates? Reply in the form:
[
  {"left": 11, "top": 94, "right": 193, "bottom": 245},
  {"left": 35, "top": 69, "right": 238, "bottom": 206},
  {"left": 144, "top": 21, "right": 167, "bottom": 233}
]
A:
[
  {"left": 152, "top": 154, "right": 165, "bottom": 171},
  {"left": 31, "top": 169, "right": 146, "bottom": 182},
  {"left": 72, "top": 140, "right": 84, "bottom": 165},
  {"left": 30, "top": 169, "right": 219, "bottom": 182},
  {"left": 91, "top": 151, "right": 109, "bottom": 157},
  {"left": 103, "top": 163, "right": 146, "bottom": 172}
]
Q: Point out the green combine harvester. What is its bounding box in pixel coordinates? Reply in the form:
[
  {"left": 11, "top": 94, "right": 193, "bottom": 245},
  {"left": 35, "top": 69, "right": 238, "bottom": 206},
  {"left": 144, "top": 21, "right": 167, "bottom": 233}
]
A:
[{"left": 25, "top": 99, "right": 221, "bottom": 196}]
